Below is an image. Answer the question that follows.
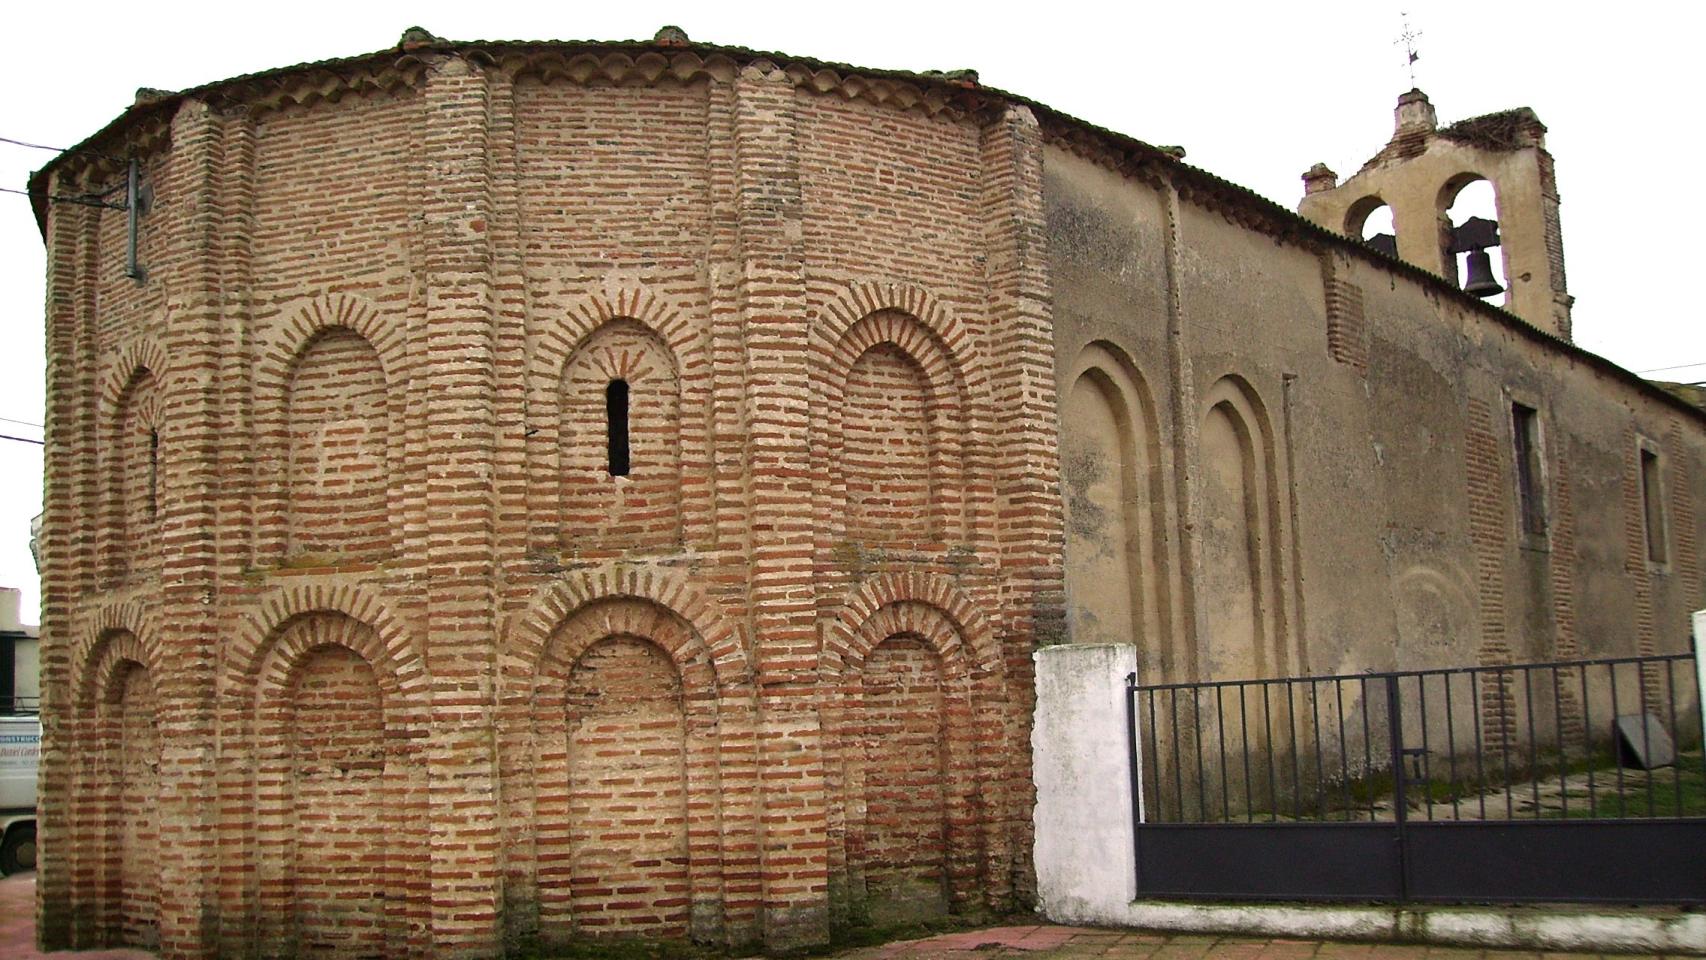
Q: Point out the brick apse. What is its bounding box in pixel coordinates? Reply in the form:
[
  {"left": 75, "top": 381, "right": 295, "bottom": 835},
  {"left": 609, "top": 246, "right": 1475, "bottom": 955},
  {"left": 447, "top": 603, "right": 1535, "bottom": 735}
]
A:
[{"left": 24, "top": 27, "right": 1706, "bottom": 960}]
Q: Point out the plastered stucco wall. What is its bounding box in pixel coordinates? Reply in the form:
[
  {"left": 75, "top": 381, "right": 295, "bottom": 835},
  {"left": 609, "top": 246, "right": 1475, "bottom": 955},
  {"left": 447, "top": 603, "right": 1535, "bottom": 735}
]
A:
[
  {"left": 1046, "top": 142, "right": 1706, "bottom": 696},
  {"left": 1031, "top": 643, "right": 1138, "bottom": 923}
]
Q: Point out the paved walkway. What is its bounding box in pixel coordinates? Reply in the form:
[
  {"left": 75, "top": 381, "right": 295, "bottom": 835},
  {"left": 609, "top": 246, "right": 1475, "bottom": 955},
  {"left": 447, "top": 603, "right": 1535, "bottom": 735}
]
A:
[
  {"left": 832, "top": 926, "right": 1634, "bottom": 960},
  {"left": 0, "top": 873, "right": 152, "bottom": 960},
  {"left": 0, "top": 875, "right": 1652, "bottom": 959}
]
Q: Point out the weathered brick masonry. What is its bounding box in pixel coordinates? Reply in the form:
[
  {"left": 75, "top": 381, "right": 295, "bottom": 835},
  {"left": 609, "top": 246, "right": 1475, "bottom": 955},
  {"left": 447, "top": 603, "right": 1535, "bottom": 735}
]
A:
[
  {"left": 29, "top": 33, "right": 1068, "bottom": 960},
  {"left": 25, "top": 28, "right": 1706, "bottom": 960}
]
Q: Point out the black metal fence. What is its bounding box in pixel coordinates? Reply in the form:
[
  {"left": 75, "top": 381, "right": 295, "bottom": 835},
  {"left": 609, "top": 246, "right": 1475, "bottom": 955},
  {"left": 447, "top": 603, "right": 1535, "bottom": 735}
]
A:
[
  {"left": 1132, "top": 652, "right": 1703, "bottom": 824},
  {"left": 1126, "top": 652, "right": 1706, "bottom": 904}
]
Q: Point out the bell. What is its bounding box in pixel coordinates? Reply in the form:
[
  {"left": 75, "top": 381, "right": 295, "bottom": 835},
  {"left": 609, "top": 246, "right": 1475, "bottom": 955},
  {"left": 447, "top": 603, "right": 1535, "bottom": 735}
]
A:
[{"left": 1463, "top": 247, "right": 1504, "bottom": 298}]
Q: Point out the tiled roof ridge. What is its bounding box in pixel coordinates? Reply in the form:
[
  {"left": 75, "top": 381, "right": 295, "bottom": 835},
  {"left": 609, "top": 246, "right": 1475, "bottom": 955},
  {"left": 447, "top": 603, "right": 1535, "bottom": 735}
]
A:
[{"left": 22, "top": 32, "right": 1704, "bottom": 426}]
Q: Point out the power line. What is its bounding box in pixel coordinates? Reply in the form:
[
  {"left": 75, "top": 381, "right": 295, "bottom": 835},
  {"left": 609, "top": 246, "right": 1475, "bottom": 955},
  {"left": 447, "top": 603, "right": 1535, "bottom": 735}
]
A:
[
  {"left": 2, "top": 133, "right": 129, "bottom": 166},
  {"left": 0, "top": 434, "right": 43, "bottom": 447},
  {"left": 0, "top": 135, "right": 69, "bottom": 153},
  {"left": 0, "top": 417, "right": 43, "bottom": 429},
  {"left": 1, "top": 183, "right": 127, "bottom": 209},
  {"left": 1635, "top": 360, "right": 1706, "bottom": 375}
]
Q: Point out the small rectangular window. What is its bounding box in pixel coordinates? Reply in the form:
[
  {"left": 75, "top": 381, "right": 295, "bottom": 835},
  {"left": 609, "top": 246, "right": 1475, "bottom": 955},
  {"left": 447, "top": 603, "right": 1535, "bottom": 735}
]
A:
[
  {"left": 606, "top": 379, "right": 631, "bottom": 477},
  {"left": 1511, "top": 403, "right": 1545, "bottom": 536},
  {"left": 148, "top": 428, "right": 160, "bottom": 519},
  {"left": 1640, "top": 446, "right": 1668, "bottom": 565}
]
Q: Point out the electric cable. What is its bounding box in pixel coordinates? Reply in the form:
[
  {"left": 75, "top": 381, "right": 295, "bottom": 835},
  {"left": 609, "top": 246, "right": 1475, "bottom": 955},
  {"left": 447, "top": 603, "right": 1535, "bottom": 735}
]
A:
[
  {"left": 0, "top": 136, "right": 69, "bottom": 153},
  {"left": 1635, "top": 361, "right": 1706, "bottom": 375},
  {"left": 2, "top": 134, "right": 128, "bottom": 164}
]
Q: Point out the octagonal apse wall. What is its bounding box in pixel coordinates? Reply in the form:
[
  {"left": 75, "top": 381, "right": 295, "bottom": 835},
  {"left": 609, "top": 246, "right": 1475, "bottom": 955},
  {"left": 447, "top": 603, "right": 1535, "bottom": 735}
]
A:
[{"left": 32, "top": 39, "right": 1055, "bottom": 960}]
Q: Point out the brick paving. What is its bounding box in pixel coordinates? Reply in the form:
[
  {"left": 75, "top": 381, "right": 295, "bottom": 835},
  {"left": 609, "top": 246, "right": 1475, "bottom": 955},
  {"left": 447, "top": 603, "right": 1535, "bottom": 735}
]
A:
[
  {"left": 0, "top": 873, "right": 1668, "bottom": 960},
  {"left": 829, "top": 924, "right": 1647, "bottom": 960}
]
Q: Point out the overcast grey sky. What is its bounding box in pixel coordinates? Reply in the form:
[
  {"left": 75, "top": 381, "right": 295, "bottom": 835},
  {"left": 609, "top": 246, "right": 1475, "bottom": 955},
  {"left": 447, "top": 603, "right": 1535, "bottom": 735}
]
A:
[{"left": 1, "top": 0, "right": 1699, "bottom": 620}]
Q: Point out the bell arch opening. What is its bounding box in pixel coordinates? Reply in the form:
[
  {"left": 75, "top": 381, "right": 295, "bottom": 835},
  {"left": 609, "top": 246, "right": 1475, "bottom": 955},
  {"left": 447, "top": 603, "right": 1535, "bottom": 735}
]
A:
[
  {"left": 1345, "top": 195, "right": 1396, "bottom": 258},
  {"left": 1439, "top": 174, "right": 1507, "bottom": 306}
]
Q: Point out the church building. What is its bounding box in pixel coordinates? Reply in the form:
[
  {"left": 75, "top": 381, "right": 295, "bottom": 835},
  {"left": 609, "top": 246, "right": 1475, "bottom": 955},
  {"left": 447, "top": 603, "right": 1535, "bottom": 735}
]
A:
[{"left": 24, "top": 27, "right": 1703, "bottom": 959}]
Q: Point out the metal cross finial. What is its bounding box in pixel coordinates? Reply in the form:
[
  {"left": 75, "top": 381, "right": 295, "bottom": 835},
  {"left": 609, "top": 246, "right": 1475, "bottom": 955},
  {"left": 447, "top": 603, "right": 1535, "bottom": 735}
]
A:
[{"left": 1395, "top": 13, "right": 1423, "bottom": 87}]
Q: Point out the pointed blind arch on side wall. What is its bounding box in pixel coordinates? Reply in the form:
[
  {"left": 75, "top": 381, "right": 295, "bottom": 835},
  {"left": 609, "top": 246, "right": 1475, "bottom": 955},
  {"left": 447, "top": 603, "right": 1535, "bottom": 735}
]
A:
[
  {"left": 1061, "top": 342, "right": 1172, "bottom": 667},
  {"left": 1198, "top": 376, "right": 1287, "bottom": 681}
]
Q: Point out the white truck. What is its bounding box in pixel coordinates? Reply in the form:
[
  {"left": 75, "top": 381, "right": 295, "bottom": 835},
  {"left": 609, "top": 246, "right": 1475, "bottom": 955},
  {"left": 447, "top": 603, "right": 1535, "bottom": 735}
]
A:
[{"left": 0, "top": 713, "right": 38, "bottom": 875}]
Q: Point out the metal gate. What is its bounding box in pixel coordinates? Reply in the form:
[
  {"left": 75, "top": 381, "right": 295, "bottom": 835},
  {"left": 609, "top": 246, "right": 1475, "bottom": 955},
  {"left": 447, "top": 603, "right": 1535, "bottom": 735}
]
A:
[{"left": 1126, "top": 652, "right": 1706, "bottom": 904}]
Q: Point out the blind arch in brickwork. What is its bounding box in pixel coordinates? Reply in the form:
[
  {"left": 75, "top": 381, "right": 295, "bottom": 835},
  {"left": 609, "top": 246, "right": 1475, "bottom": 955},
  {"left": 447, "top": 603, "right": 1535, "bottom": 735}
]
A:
[
  {"left": 71, "top": 598, "right": 164, "bottom": 705},
  {"left": 96, "top": 336, "right": 172, "bottom": 415},
  {"left": 499, "top": 575, "right": 751, "bottom": 945},
  {"left": 525, "top": 280, "right": 707, "bottom": 554},
  {"left": 227, "top": 580, "right": 422, "bottom": 689},
  {"left": 557, "top": 319, "right": 682, "bottom": 549},
  {"left": 809, "top": 280, "right": 991, "bottom": 548},
  {"left": 69, "top": 623, "right": 161, "bottom": 950},
  {"left": 808, "top": 279, "right": 985, "bottom": 390},
  {"left": 233, "top": 604, "right": 427, "bottom": 959},
  {"left": 823, "top": 571, "right": 998, "bottom": 675},
  {"left": 536, "top": 608, "right": 698, "bottom": 939},
  {"left": 815, "top": 306, "right": 976, "bottom": 545},
  {"left": 251, "top": 294, "right": 404, "bottom": 566},
  {"left": 501, "top": 568, "right": 749, "bottom": 686},
  {"left": 99, "top": 337, "right": 168, "bottom": 583},
  {"left": 821, "top": 573, "right": 1005, "bottom": 918}
]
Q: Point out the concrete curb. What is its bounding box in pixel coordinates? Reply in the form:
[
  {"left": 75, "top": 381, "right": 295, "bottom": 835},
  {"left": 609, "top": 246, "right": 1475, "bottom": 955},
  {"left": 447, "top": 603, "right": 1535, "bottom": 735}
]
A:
[{"left": 1072, "top": 901, "right": 1706, "bottom": 955}]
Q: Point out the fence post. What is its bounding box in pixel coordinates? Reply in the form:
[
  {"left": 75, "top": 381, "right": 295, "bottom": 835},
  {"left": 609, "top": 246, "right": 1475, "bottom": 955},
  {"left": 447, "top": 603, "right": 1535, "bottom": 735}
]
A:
[
  {"left": 1384, "top": 674, "right": 1410, "bottom": 902},
  {"left": 1694, "top": 610, "right": 1706, "bottom": 751},
  {"left": 1125, "top": 673, "right": 1142, "bottom": 897}
]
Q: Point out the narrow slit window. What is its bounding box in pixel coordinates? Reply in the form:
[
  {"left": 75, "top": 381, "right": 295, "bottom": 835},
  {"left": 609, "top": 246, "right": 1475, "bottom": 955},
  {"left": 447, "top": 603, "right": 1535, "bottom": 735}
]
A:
[
  {"left": 1641, "top": 446, "right": 1667, "bottom": 564},
  {"left": 606, "top": 379, "right": 631, "bottom": 477},
  {"left": 147, "top": 427, "right": 160, "bottom": 519},
  {"left": 1512, "top": 403, "right": 1544, "bottom": 536}
]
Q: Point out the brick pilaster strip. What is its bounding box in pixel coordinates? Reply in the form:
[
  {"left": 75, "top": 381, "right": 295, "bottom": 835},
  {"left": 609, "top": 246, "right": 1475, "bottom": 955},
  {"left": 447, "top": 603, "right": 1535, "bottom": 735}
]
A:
[
  {"left": 731, "top": 63, "right": 829, "bottom": 950},
  {"left": 703, "top": 78, "right": 763, "bottom": 945},
  {"left": 420, "top": 55, "right": 503, "bottom": 959},
  {"left": 1546, "top": 455, "right": 1584, "bottom": 741},
  {"left": 1464, "top": 398, "right": 1515, "bottom": 746},
  {"left": 978, "top": 104, "right": 1061, "bottom": 906},
  {"left": 35, "top": 185, "right": 97, "bottom": 952},
  {"left": 211, "top": 110, "right": 256, "bottom": 954},
  {"left": 1669, "top": 422, "right": 1700, "bottom": 610},
  {"left": 150, "top": 98, "right": 228, "bottom": 960}
]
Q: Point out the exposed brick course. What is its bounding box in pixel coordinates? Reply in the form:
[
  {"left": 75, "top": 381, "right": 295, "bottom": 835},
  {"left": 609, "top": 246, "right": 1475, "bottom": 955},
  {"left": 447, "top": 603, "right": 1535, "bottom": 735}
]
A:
[{"left": 35, "top": 44, "right": 1047, "bottom": 960}]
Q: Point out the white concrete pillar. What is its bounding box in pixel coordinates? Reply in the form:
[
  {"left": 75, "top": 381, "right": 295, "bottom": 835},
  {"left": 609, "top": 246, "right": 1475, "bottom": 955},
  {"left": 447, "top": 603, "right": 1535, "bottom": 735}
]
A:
[{"left": 1032, "top": 643, "right": 1139, "bottom": 924}]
